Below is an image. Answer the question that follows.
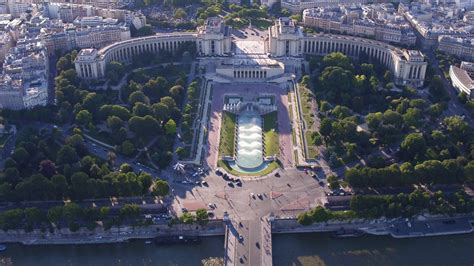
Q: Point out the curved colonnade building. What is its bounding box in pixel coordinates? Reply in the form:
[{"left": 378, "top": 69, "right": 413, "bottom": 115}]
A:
[{"left": 75, "top": 17, "right": 427, "bottom": 88}]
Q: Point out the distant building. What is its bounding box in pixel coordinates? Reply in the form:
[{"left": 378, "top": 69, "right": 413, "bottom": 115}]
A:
[
  {"left": 196, "top": 17, "right": 232, "bottom": 56},
  {"left": 0, "top": 39, "right": 49, "bottom": 109},
  {"left": 269, "top": 17, "right": 427, "bottom": 87},
  {"left": 438, "top": 36, "right": 474, "bottom": 60},
  {"left": 303, "top": 5, "right": 416, "bottom": 46},
  {"left": 282, "top": 0, "right": 372, "bottom": 13},
  {"left": 42, "top": 23, "right": 131, "bottom": 54},
  {"left": 398, "top": 2, "right": 474, "bottom": 48},
  {"left": 0, "top": 31, "right": 12, "bottom": 61}
]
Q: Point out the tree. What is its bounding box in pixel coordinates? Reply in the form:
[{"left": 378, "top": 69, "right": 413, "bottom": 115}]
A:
[
  {"left": 128, "top": 91, "right": 150, "bottom": 106},
  {"left": 179, "top": 212, "right": 195, "bottom": 224},
  {"left": 39, "top": 159, "right": 57, "bottom": 178},
  {"left": 322, "top": 52, "right": 353, "bottom": 71},
  {"left": 56, "top": 57, "right": 70, "bottom": 72},
  {"left": 195, "top": 208, "right": 209, "bottom": 224},
  {"left": 164, "top": 119, "right": 177, "bottom": 135},
  {"left": 327, "top": 175, "right": 340, "bottom": 189},
  {"left": 443, "top": 116, "right": 470, "bottom": 142},
  {"left": 400, "top": 133, "right": 426, "bottom": 160},
  {"left": 121, "top": 140, "right": 135, "bottom": 156},
  {"left": 4, "top": 167, "right": 20, "bottom": 184},
  {"left": 51, "top": 174, "right": 69, "bottom": 199},
  {"left": 107, "top": 115, "right": 123, "bottom": 132},
  {"left": 366, "top": 112, "right": 383, "bottom": 131},
  {"left": 12, "top": 147, "right": 30, "bottom": 166},
  {"left": 57, "top": 145, "right": 78, "bottom": 165},
  {"left": 119, "top": 204, "right": 141, "bottom": 220},
  {"left": 47, "top": 206, "right": 64, "bottom": 224},
  {"left": 175, "top": 147, "right": 187, "bottom": 159},
  {"left": 169, "top": 85, "right": 184, "bottom": 100},
  {"left": 76, "top": 110, "right": 92, "bottom": 125},
  {"left": 152, "top": 102, "right": 170, "bottom": 121},
  {"left": 132, "top": 102, "right": 153, "bottom": 117},
  {"left": 332, "top": 105, "right": 352, "bottom": 119},
  {"left": 1, "top": 209, "right": 24, "bottom": 230},
  {"left": 110, "top": 105, "right": 131, "bottom": 120},
  {"left": 106, "top": 61, "right": 125, "bottom": 84},
  {"left": 128, "top": 115, "right": 160, "bottom": 139},
  {"left": 318, "top": 66, "right": 353, "bottom": 104},
  {"left": 152, "top": 180, "right": 169, "bottom": 197},
  {"left": 24, "top": 207, "right": 45, "bottom": 226},
  {"left": 120, "top": 163, "right": 133, "bottom": 173},
  {"left": 82, "top": 93, "right": 102, "bottom": 113},
  {"left": 319, "top": 118, "right": 332, "bottom": 138},
  {"left": 174, "top": 8, "right": 187, "bottom": 19},
  {"left": 63, "top": 203, "right": 83, "bottom": 223},
  {"left": 160, "top": 96, "right": 176, "bottom": 109},
  {"left": 70, "top": 172, "right": 90, "bottom": 199}
]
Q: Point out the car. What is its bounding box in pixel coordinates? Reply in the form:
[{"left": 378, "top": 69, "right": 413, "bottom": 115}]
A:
[
  {"left": 238, "top": 234, "right": 243, "bottom": 242},
  {"left": 227, "top": 182, "right": 234, "bottom": 187},
  {"left": 236, "top": 181, "right": 242, "bottom": 187},
  {"left": 274, "top": 172, "right": 280, "bottom": 177},
  {"left": 215, "top": 169, "right": 222, "bottom": 176},
  {"left": 250, "top": 193, "right": 256, "bottom": 199},
  {"left": 255, "top": 242, "right": 260, "bottom": 249},
  {"left": 207, "top": 211, "right": 214, "bottom": 218},
  {"left": 257, "top": 194, "right": 263, "bottom": 200},
  {"left": 181, "top": 208, "right": 188, "bottom": 213},
  {"left": 318, "top": 181, "right": 325, "bottom": 186},
  {"left": 201, "top": 181, "right": 208, "bottom": 186},
  {"left": 208, "top": 203, "right": 215, "bottom": 209},
  {"left": 312, "top": 174, "right": 317, "bottom": 179}
]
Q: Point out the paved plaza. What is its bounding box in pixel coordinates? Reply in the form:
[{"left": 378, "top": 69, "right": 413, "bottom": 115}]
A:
[{"left": 205, "top": 83, "right": 294, "bottom": 169}]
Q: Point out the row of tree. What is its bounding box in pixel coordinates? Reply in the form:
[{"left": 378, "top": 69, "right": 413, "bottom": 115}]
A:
[
  {"left": 0, "top": 203, "right": 143, "bottom": 232},
  {"left": 298, "top": 189, "right": 474, "bottom": 225},
  {"left": 345, "top": 158, "right": 473, "bottom": 188}
]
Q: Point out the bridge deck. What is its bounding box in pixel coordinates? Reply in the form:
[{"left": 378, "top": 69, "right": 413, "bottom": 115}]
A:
[{"left": 224, "top": 217, "right": 273, "bottom": 266}]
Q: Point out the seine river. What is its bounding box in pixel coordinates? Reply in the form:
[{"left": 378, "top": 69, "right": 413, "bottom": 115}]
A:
[{"left": 1, "top": 233, "right": 473, "bottom": 266}]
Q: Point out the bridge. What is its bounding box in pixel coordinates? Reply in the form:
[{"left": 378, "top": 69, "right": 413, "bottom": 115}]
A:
[{"left": 224, "top": 216, "right": 273, "bottom": 266}]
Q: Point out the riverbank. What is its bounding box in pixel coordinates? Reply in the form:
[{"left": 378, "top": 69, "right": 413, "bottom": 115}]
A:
[
  {"left": 0, "top": 221, "right": 225, "bottom": 246},
  {"left": 272, "top": 214, "right": 474, "bottom": 239},
  {"left": 1, "top": 215, "right": 473, "bottom": 246}
]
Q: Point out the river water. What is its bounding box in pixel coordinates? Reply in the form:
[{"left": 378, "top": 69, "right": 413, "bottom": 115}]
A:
[{"left": 1, "top": 233, "right": 473, "bottom": 266}]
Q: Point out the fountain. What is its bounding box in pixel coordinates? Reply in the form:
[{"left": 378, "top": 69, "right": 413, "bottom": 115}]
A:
[{"left": 235, "top": 110, "right": 263, "bottom": 170}]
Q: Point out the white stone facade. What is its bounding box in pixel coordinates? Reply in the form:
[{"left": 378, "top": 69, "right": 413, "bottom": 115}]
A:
[
  {"left": 438, "top": 36, "right": 474, "bottom": 60},
  {"left": 75, "top": 17, "right": 428, "bottom": 88}
]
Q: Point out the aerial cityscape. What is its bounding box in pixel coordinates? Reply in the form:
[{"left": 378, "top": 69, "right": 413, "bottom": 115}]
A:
[{"left": 0, "top": 0, "right": 472, "bottom": 265}]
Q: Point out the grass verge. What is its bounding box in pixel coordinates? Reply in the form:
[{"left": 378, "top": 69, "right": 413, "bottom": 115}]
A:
[
  {"left": 263, "top": 111, "right": 279, "bottom": 156},
  {"left": 217, "top": 160, "right": 280, "bottom": 177},
  {"left": 219, "top": 112, "right": 236, "bottom": 157}
]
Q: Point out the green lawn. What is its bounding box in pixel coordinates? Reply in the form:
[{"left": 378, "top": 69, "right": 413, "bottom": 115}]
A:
[
  {"left": 263, "top": 111, "right": 279, "bottom": 156},
  {"left": 217, "top": 160, "right": 280, "bottom": 177},
  {"left": 219, "top": 112, "right": 236, "bottom": 157}
]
